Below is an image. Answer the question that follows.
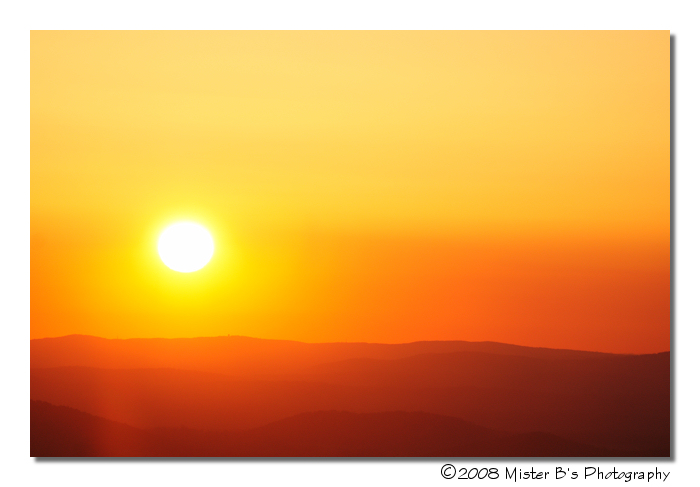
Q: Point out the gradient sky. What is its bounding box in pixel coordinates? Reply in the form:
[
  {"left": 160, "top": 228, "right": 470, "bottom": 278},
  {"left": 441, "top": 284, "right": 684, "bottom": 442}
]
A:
[{"left": 31, "top": 31, "right": 670, "bottom": 353}]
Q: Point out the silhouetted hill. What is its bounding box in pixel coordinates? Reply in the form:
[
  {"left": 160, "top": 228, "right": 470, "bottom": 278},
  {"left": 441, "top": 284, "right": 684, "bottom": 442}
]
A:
[
  {"left": 299, "top": 350, "right": 670, "bottom": 395},
  {"left": 32, "top": 366, "right": 348, "bottom": 430},
  {"left": 31, "top": 400, "right": 621, "bottom": 457},
  {"left": 31, "top": 335, "right": 624, "bottom": 377},
  {"left": 241, "top": 410, "right": 619, "bottom": 457},
  {"left": 31, "top": 400, "right": 153, "bottom": 456},
  {"left": 31, "top": 353, "right": 669, "bottom": 453},
  {"left": 30, "top": 336, "right": 670, "bottom": 456}
]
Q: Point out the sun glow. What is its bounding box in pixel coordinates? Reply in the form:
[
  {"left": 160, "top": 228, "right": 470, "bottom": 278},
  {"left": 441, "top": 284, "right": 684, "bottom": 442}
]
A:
[{"left": 158, "top": 222, "right": 214, "bottom": 273}]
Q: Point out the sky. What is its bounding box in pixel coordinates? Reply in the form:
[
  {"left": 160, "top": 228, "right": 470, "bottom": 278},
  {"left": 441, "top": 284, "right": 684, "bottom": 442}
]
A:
[{"left": 30, "top": 31, "right": 670, "bottom": 353}]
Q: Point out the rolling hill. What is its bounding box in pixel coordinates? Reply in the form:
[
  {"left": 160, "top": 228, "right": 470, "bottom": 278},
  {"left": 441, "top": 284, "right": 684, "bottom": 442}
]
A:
[
  {"left": 30, "top": 335, "right": 670, "bottom": 456},
  {"left": 31, "top": 400, "right": 622, "bottom": 457}
]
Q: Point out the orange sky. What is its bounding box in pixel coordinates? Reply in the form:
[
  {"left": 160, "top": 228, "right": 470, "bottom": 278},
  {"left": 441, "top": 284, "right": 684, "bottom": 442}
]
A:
[{"left": 31, "top": 31, "right": 670, "bottom": 353}]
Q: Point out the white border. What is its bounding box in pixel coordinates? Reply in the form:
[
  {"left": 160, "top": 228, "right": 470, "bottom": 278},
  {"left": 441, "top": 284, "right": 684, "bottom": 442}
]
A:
[{"left": 3, "top": 1, "right": 699, "bottom": 485}]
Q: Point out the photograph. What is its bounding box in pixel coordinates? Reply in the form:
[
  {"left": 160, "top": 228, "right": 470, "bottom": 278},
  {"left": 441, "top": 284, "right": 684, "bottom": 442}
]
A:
[{"left": 29, "top": 30, "right": 670, "bottom": 458}]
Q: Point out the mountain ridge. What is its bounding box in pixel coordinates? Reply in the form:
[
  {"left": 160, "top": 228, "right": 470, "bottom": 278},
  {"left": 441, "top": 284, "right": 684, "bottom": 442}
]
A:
[
  {"left": 30, "top": 335, "right": 670, "bottom": 456},
  {"left": 31, "top": 333, "right": 660, "bottom": 356},
  {"left": 31, "top": 399, "right": 628, "bottom": 457},
  {"left": 31, "top": 334, "right": 665, "bottom": 379}
]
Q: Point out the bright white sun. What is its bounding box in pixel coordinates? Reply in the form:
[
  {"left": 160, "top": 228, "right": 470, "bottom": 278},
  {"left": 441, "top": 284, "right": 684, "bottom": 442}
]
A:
[{"left": 158, "top": 222, "right": 214, "bottom": 273}]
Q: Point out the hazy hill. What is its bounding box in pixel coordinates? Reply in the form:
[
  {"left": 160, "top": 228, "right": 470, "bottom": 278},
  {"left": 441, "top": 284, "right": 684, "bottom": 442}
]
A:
[
  {"left": 30, "top": 335, "right": 670, "bottom": 456},
  {"left": 31, "top": 400, "right": 154, "bottom": 457},
  {"left": 31, "top": 334, "right": 622, "bottom": 377},
  {"left": 31, "top": 351, "right": 669, "bottom": 452},
  {"left": 31, "top": 400, "right": 620, "bottom": 457},
  {"left": 297, "top": 350, "right": 670, "bottom": 395}
]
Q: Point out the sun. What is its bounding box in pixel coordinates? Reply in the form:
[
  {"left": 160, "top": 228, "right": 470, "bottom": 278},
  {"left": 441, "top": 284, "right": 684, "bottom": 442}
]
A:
[{"left": 158, "top": 222, "right": 214, "bottom": 273}]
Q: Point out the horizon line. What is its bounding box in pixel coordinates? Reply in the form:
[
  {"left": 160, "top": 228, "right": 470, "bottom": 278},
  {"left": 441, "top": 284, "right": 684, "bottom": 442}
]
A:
[{"left": 29, "top": 333, "right": 669, "bottom": 356}]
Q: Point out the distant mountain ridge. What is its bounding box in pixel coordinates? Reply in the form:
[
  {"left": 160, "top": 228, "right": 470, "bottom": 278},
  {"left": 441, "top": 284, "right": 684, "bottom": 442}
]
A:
[
  {"left": 30, "top": 335, "right": 670, "bottom": 457},
  {"left": 31, "top": 334, "right": 652, "bottom": 377},
  {"left": 31, "top": 400, "right": 626, "bottom": 457}
]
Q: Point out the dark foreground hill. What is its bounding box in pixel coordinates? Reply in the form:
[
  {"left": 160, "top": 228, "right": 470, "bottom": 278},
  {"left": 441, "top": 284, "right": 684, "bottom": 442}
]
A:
[
  {"left": 32, "top": 400, "right": 627, "bottom": 457},
  {"left": 31, "top": 351, "right": 670, "bottom": 453},
  {"left": 30, "top": 335, "right": 670, "bottom": 457}
]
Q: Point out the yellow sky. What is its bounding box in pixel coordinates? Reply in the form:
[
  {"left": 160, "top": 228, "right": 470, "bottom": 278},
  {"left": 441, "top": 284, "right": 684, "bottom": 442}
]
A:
[{"left": 31, "top": 31, "right": 669, "bottom": 352}]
